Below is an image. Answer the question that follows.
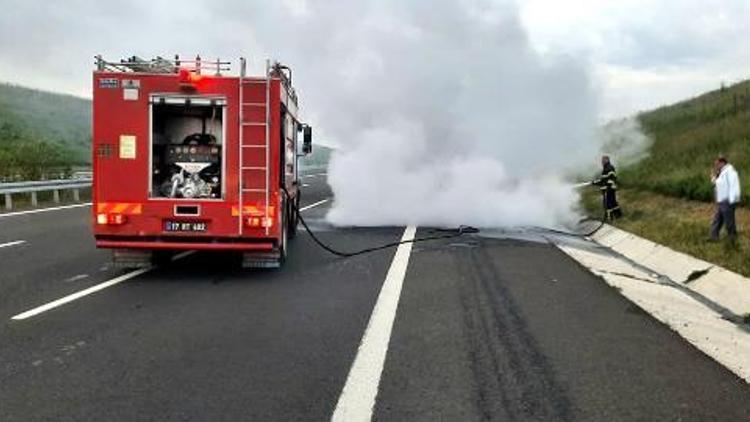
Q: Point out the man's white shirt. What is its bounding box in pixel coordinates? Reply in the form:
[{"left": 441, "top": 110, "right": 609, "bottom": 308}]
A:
[{"left": 714, "top": 164, "right": 741, "bottom": 204}]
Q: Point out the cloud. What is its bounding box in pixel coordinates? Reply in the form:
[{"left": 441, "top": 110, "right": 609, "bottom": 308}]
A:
[
  {"left": 0, "top": 0, "right": 262, "bottom": 97},
  {"left": 2, "top": 0, "right": 749, "bottom": 120},
  {"left": 522, "top": 0, "right": 750, "bottom": 67},
  {"left": 520, "top": 0, "right": 750, "bottom": 118}
]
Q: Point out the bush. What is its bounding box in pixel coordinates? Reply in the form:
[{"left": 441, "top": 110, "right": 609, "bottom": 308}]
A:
[{"left": 0, "top": 121, "right": 76, "bottom": 180}]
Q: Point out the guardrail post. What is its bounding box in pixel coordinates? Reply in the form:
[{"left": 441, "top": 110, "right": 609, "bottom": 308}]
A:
[{"left": 0, "top": 179, "right": 91, "bottom": 209}]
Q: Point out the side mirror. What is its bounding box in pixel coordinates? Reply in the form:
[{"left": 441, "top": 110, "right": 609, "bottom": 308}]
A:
[{"left": 302, "top": 126, "right": 313, "bottom": 155}]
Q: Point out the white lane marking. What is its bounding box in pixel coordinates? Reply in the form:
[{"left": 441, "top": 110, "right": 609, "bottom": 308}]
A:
[
  {"left": 0, "top": 240, "right": 26, "bottom": 249},
  {"left": 9, "top": 195, "right": 328, "bottom": 321},
  {"left": 0, "top": 203, "right": 92, "bottom": 219},
  {"left": 299, "top": 198, "right": 330, "bottom": 212},
  {"left": 64, "top": 274, "right": 90, "bottom": 283},
  {"left": 10, "top": 251, "right": 194, "bottom": 321},
  {"left": 11, "top": 268, "right": 150, "bottom": 320},
  {"left": 301, "top": 173, "right": 327, "bottom": 179},
  {"left": 331, "top": 225, "right": 417, "bottom": 422}
]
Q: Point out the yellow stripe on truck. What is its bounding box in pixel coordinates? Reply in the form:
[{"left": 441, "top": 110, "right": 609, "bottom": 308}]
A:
[{"left": 96, "top": 203, "right": 143, "bottom": 215}]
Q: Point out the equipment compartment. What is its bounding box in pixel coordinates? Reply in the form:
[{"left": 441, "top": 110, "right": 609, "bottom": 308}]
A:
[{"left": 150, "top": 96, "right": 226, "bottom": 200}]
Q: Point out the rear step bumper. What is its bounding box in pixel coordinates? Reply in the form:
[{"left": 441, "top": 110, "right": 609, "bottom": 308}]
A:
[{"left": 97, "top": 240, "right": 274, "bottom": 251}]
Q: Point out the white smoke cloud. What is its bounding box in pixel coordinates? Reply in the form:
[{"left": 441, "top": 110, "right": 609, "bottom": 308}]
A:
[
  {"left": 598, "top": 118, "right": 652, "bottom": 168},
  {"left": 263, "top": 0, "right": 608, "bottom": 228},
  {"left": 0, "top": 0, "right": 652, "bottom": 228}
]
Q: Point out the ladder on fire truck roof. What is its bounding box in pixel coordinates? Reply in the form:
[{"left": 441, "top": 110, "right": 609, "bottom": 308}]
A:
[
  {"left": 94, "top": 55, "right": 231, "bottom": 75},
  {"left": 238, "top": 58, "right": 272, "bottom": 236}
]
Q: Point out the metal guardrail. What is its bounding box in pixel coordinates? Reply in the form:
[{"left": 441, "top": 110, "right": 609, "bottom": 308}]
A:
[
  {"left": 0, "top": 169, "right": 323, "bottom": 211},
  {"left": 0, "top": 179, "right": 92, "bottom": 210}
]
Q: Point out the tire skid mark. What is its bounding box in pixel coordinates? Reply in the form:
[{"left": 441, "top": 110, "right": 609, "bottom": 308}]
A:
[{"left": 456, "top": 240, "right": 572, "bottom": 421}]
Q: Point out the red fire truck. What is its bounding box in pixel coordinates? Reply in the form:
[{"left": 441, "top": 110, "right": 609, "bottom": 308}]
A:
[{"left": 92, "top": 55, "right": 312, "bottom": 268}]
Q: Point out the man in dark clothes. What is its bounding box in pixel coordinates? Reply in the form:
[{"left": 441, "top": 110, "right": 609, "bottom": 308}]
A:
[{"left": 592, "top": 155, "right": 622, "bottom": 220}]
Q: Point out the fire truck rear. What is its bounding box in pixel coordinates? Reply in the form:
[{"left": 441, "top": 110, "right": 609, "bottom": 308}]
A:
[{"left": 92, "top": 55, "right": 312, "bottom": 268}]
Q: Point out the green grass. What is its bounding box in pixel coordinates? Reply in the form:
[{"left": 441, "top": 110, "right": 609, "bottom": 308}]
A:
[
  {"left": 581, "top": 189, "right": 749, "bottom": 277},
  {"left": 621, "top": 80, "right": 750, "bottom": 204},
  {"left": 580, "top": 79, "right": 750, "bottom": 277}
]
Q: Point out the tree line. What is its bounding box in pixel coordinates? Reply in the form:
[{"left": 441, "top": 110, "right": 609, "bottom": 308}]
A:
[{"left": 0, "top": 121, "right": 79, "bottom": 181}]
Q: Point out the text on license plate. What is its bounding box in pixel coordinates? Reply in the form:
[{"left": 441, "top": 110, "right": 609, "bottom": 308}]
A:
[{"left": 164, "top": 221, "right": 207, "bottom": 232}]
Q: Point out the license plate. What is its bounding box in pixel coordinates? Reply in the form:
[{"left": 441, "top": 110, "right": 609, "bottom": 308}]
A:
[{"left": 164, "top": 221, "right": 207, "bottom": 232}]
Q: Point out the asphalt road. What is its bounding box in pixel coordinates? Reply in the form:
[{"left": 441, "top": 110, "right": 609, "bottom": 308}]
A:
[{"left": 1, "top": 174, "right": 750, "bottom": 421}]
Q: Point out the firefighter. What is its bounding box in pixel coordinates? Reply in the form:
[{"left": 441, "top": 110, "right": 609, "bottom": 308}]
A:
[{"left": 592, "top": 155, "right": 622, "bottom": 220}]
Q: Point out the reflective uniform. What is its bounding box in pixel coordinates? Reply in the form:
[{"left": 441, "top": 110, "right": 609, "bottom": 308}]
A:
[{"left": 593, "top": 163, "right": 622, "bottom": 220}]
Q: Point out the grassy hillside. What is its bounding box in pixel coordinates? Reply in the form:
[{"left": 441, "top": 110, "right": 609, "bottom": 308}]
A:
[
  {"left": 622, "top": 80, "right": 750, "bottom": 203},
  {"left": 583, "top": 79, "right": 750, "bottom": 276},
  {"left": 0, "top": 83, "right": 91, "bottom": 164}
]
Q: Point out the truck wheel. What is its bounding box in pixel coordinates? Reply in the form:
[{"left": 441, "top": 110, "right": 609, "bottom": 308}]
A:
[
  {"left": 278, "top": 201, "right": 289, "bottom": 265},
  {"left": 288, "top": 192, "right": 299, "bottom": 239}
]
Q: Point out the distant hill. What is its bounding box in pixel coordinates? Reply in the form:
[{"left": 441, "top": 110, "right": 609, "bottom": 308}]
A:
[
  {"left": 623, "top": 80, "right": 750, "bottom": 204},
  {"left": 0, "top": 82, "right": 335, "bottom": 171},
  {"left": 0, "top": 83, "right": 91, "bottom": 163}
]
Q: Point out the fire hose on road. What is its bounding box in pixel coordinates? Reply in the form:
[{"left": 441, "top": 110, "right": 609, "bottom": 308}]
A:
[{"left": 283, "top": 187, "right": 479, "bottom": 258}]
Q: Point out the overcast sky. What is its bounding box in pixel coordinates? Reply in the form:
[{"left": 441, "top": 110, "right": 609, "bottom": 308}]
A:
[{"left": 0, "top": 0, "right": 748, "bottom": 120}]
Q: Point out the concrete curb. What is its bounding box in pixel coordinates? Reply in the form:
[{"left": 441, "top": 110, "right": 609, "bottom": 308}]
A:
[
  {"left": 554, "top": 226, "right": 750, "bottom": 382},
  {"left": 591, "top": 224, "right": 750, "bottom": 317}
]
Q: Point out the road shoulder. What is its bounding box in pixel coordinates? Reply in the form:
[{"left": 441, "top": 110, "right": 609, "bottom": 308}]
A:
[{"left": 555, "top": 224, "right": 750, "bottom": 383}]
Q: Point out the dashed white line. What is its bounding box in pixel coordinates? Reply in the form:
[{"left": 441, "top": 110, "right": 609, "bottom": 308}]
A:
[
  {"left": 10, "top": 251, "right": 194, "bottom": 321},
  {"left": 331, "top": 225, "right": 417, "bottom": 422},
  {"left": 65, "top": 274, "right": 90, "bottom": 283},
  {"left": 0, "top": 240, "right": 26, "bottom": 249},
  {"left": 11, "top": 268, "right": 151, "bottom": 321},
  {"left": 8, "top": 198, "right": 332, "bottom": 321},
  {"left": 300, "top": 198, "right": 330, "bottom": 212},
  {"left": 0, "top": 203, "right": 92, "bottom": 218},
  {"left": 301, "top": 172, "right": 327, "bottom": 179}
]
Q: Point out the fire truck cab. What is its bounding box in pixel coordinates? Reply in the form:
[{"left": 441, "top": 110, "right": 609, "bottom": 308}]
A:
[{"left": 92, "top": 55, "right": 312, "bottom": 268}]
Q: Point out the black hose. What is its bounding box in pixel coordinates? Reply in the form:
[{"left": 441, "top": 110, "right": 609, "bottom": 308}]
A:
[
  {"left": 533, "top": 206, "right": 608, "bottom": 238},
  {"left": 283, "top": 187, "right": 479, "bottom": 258},
  {"left": 535, "top": 218, "right": 606, "bottom": 238}
]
